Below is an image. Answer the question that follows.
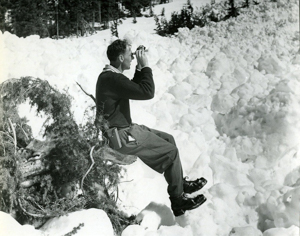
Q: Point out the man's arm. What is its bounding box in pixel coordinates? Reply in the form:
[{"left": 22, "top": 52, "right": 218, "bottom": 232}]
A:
[{"left": 112, "top": 69, "right": 155, "bottom": 100}]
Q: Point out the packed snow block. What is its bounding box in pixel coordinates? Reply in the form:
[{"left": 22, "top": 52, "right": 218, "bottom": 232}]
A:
[
  {"left": 206, "top": 52, "right": 232, "bottom": 79},
  {"left": 257, "top": 187, "right": 300, "bottom": 231},
  {"left": 191, "top": 57, "right": 207, "bottom": 73},
  {"left": 230, "top": 69, "right": 269, "bottom": 102},
  {"left": 273, "top": 187, "right": 300, "bottom": 228},
  {"left": 40, "top": 208, "right": 114, "bottom": 236},
  {"left": 170, "top": 58, "right": 191, "bottom": 82},
  {"left": 214, "top": 78, "right": 300, "bottom": 166},
  {"left": 121, "top": 225, "right": 147, "bottom": 236},
  {"left": 157, "top": 225, "right": 193, "bottom": 236},
  {"left": 135, "top": 202, "right": 175, "bottom": 230},
  {"left": 184, "top": 73, "right": 210, "bottom": 90},
  {"left": 292, "top": 54, "right": 300, "bottom": 65},
  {"left": 229, "top": 136, "right": 263, "bottom": 163},
  {"left": 209, "top": 154, "right": 252, "bottom": 186},
  {"left": 185, "top": 92, "right": 212, "bottom": 110},
  {"left": 257, "top": 54, "right": 286, "bottom": 76},
  {"left": 178, "top": 109, "right": 213, "bottom": 132},
  {"left": 230, "top": 83, "right": 256, "bottom": 102},
  {"left": 233, "top": 66, "right": 249, "bottom": 84},
  {"left": 177, "top": 27, "right": 192, "bottom": 43},
  {"left": 263, "top": 225, "right": 300, "bottom": 236},
  {"left": 168, "top": 82, "right": 193, "bottom": 100},
  {"left": 211, "top": 92, "right": 235, "bottom": 114},
  {"left": 122, "top": 224, "right": 193, "bottom": 236},
  {"left": 284, "top": 167, "right": 300, "bottom": 187},
  {"left": 0, "top": 211, "right": 41, "bottom": 236},
  {"left": 229, "top": 226, "right": 263, "bottom": 236}
]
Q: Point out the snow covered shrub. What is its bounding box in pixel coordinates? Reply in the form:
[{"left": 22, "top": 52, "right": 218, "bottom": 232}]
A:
[
  {"left": 0, "top": 77, "right": 134, "bottom": 234},
  {"left": 155, "top": 5, "right": 196, "bottom": 36},
  {"left": 154, "top": 15, "right": 169, "bottom": 36},
  {"left": 154, "top": 0, "right": 229, "bottom": 36}
]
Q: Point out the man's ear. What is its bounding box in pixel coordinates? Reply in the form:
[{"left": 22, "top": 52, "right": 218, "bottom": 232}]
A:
[{"left": 119, "top": 54, "right": 124, "bottom": 62}]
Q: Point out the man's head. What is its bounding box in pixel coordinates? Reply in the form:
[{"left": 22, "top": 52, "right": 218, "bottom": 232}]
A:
[{"left": 107, "top": 39, "right": 134, "bottom": 71}]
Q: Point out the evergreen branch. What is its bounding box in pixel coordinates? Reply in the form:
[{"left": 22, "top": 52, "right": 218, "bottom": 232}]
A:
[
  {"left": 0, "top": 137, "right": 6, "bottom": 156},
  {"left": 0, "top": 131, "right": 15, "bottom": 143},
  {"left": 81, "top": 145, "right": 96, "bottom": 191},
  {"left": 15, "top": 81, "right": 39, "bottom": 104},
  {"left": 76, "top": 82, "right": 96, "bottom": 104}
]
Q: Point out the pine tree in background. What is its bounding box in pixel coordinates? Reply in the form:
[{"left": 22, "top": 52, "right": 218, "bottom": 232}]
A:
[
  {"left": 224, "top": 0, "right": 240, "bottom": 19},
  {"left": 8, "top": 0, "right": 50, "bottom": 38},
  {"left": 0, "top": 0, "right": 10, "bottom": 32},
  {"left": 100, "top": 0, "right": 122, "bottom": 30},
  {"left": 122, "top": 0, "right": 148, "bottom": 23},
  {"left": 244, "top": 0, "right": 250, "bottom": 7},
  {"left": 111, "top": 19, "right": 119, "bottom": 37},
  {"left": 161, "top": 7, "right": 165, "bottom": 16},
  {"left": 0, "top": 0, "right": 155, "bottom": 37},
  {"left": 149, "top": 3, "right": 154, "bottom": 17}
]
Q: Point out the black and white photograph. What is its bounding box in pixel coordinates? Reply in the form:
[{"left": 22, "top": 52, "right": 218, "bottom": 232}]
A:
[{"left": 0, "top": 0, "right": 299, "bottom": 235}]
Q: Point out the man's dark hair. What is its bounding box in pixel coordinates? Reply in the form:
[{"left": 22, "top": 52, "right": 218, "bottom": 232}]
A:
[{"left": 107, "top": 39, "right": 128, "bottom": 62}]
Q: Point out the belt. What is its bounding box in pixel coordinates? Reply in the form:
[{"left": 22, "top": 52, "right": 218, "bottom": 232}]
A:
[{"left": 108, "top": 124, "right": 131, "bottom": 130}]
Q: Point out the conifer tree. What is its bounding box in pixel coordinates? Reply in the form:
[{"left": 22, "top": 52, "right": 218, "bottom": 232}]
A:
[
  {"left": 8, "top": 0, "right": 50, "bottom": 37},
  {"left": 122, "top": 0, "right": 152, "bottom": 23},
  {"left": 0, "top": 0, "right": 10, "bottom": 32}
]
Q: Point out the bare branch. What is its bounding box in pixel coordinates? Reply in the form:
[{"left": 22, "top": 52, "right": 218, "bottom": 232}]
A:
[
  {"left": 18, "top": 124, "right": 29, "bottom": 140},
  {"left": 8, "top": 118, "right": 17, "bottom": 154},
  {"left": 17, "top": 198, "right": 50, "bottom": 218},
  {"left": 81, "top": 145, "right": 96, "bottom": 190},
  {"left": 76, "top": 82, "right": 96, "bottom": 104}
]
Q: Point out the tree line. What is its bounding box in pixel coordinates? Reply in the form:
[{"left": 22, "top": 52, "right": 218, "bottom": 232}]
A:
[{"left": 0, "top": 0, "right": 162, "bottom": 38}]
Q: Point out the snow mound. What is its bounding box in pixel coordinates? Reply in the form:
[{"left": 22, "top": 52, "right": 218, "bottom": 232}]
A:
[{"left": 40, "top": 208, "right": 114, "bottom": 236}]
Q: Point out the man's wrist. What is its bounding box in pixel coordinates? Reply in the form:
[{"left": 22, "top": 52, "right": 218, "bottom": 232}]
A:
[{"left": 136, "top": 65, "right": 149, "bottom": 71}]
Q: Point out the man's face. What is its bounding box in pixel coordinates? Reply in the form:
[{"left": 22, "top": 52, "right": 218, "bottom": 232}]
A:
[{"left": 121, "top": 45, "right": 134, "bottom": 71}]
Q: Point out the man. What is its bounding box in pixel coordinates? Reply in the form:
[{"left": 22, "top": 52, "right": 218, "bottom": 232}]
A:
[{"left": 95, "top": 39, "right": 207, "bottom": 216}]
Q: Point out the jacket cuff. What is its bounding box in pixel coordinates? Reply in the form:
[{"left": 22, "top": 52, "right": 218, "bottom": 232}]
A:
[{"left": 136, "top": 66, "right": 151, "bottom": 72}]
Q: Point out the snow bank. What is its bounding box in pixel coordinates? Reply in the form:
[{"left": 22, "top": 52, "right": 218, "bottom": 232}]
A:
[
  {"left": 0, "top": 211, "right": 41, "bottom": 236},
  {"left": 0, "top": 209, "right": 114, "bottom": 236},
  {"left": 1, "top": 0, "right": 300, "bottom": 235},
  {"left": 40, "top": 208, "right": 114, "bottom": 236}
]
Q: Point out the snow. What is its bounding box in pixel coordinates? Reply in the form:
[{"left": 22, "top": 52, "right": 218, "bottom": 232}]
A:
[
  {"left": 39, "top": 209, "right": 114, "bottom": 236},
  {"left": 0, "top": 211, "right": 41, "bottom": 236},
  {"left": 1, "top": 0, "right": 300, "bottom": 235},
  {"left": 0, "top": 209, "right": 114, "bottom": 236}
]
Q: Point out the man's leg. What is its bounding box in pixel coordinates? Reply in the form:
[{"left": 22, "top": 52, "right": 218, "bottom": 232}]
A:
[
  {"left": 135, "top": 125, "right": 207, "bottom": 217},
  {"left": 117, "top": 124, "right": 206, "bottom": 216},
  {"left": 144, "top": 127, "right": 184, "bottom": 198},
  {"left": 163, "top": 154, "right": 184, "bottom": 198},
  {"left": 117, "top": 124, "right": 184, "bottom": 197}
]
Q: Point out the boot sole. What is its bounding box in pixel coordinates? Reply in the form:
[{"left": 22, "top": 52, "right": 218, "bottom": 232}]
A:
[{"left": 173, "top": 195, "right": 207, "bottom": 217}]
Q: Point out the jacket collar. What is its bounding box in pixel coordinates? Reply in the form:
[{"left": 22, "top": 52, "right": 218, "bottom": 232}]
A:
[{"left": 102, "top": 64, "right": 122, "bottom": 74}]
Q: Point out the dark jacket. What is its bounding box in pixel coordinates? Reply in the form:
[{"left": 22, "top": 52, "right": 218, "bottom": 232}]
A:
[{"left": 95, "top": 65, "right": 154, "bottom": 129}]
